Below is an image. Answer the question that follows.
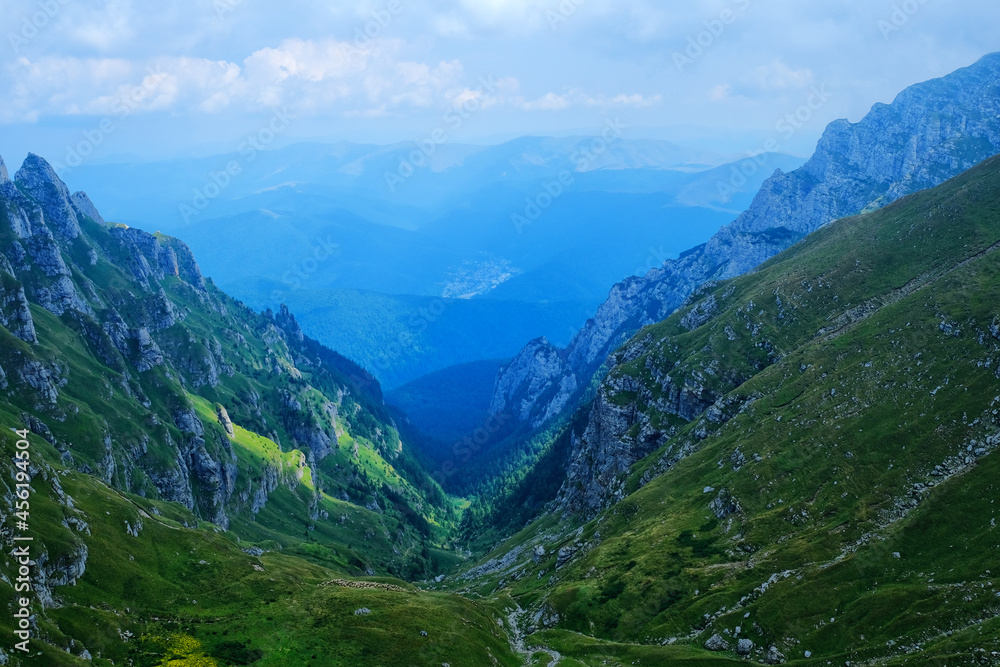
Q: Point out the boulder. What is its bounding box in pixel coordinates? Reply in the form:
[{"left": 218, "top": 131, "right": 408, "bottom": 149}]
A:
[{"left": 704, "top": 634, "right": 729, "bottom": 651}]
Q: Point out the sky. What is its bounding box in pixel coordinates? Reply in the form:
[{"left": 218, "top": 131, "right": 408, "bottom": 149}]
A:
[{"left": 1, "top": 0, "right": 999, "bottom": 168}]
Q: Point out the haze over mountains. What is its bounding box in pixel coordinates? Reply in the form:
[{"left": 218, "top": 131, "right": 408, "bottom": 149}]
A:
[
  {"left": 5, "top": 24, "right": 1000, "bottom": 666},
  {"left": 488, "top": 50, "right": 1000, "bottom": 438},
  {"left": 60, "top": 138, "right": 805, "bottom": 387}
]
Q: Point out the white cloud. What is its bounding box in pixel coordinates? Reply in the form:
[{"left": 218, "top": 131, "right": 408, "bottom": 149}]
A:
[
  {"left": 520, "top": 92, "right": 571, "bottom": 111},
  {"left": 740, "top": 60, "right": 815, "bottom": 92},
  {"left": 515, "top": 90, "right": 662, "bottom": 112},
  {"left": 0, "top": 38, "right": 470, "bottom": 122},
  {"left": 708, "top": 84, "right": 731, "bottom": 101}
]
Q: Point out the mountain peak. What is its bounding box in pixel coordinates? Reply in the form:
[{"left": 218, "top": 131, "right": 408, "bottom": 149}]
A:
[
  {"left": 16, "top": 152, "right": 67, "bottom": 189},
  {"left": 15, "top": 153, "right": 81, "bottom": 240},
  {"left": 0, "top": 154, "right": 8, "bottom": 182}
]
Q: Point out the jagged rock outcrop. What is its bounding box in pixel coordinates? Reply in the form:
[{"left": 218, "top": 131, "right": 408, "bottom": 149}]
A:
[
  {"left": 15, "top": 153, "right": 82, "bottom": 241},
  {"left": 217, "top": 404, "right": 236, "bottom": 438},
  {"left": 493, "top": 51, "right": 1000, "bottom": 433},
  {"left": 33, "top": 543, "right": 89, "bottom": 609},
  {"left": 15, "top": 358, "right": 60, "bottom": 405},
  {"left": 70, "top": 191, "right": 105, "bottom": 225},
  {"left": 0, "top": 268, "right": 37, "bottom": 343},
  {"left": 275, "top": 304, "right": 305, "bottom": 343},
  {"left": 0, "top": 149, "right": 450, "bottom": 604},
  {"left": 489, "top": 337, "right": 577, "bottom": 429},
  {"left": 134, "top": 327, "right": 165, "bottom": 371},
  {"left": 290, "top": 423, "right": 334, "bottom": 460}
]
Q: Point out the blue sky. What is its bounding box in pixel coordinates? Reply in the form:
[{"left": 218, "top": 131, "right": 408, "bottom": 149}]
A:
[{"left": 1, "top": 0, "right": 999, "bottom": 166}]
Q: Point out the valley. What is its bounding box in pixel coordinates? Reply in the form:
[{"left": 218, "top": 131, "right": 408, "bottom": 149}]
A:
[{"left": 3, "top": 46, "right": 1000, "bottom": 667}]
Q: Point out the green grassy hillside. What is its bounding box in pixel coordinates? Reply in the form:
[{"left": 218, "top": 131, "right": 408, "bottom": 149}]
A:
[
  {"left": 0, "top": 423, "right": 517, "bottom": 666},
  {"left": 449, "top": 155, "right": 1000, "bottom": 665},
  {"left": 0, "top": 156, "right": 515, "bottom": 665}
]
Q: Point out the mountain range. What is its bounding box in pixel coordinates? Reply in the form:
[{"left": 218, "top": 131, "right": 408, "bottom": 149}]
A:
[
  {"left": 61, "top": 139, "right": 804, "bottom": 387},
  {"left": 2, "top": 51, "right": 1000, "bottom": 667},
  {"left": 489, "top": 51, "right": 1000, "bottom": 437}
]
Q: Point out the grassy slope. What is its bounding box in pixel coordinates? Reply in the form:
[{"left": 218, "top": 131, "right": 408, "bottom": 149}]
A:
[
  {"left": 0, "top": 173, "right": 509, "bottom": 663},
  {"left": 450, "top": 156, "right": 1000, "bottom": 665},
  {"left": 0, "top": 408, "right": 518, "bottom": 666}
]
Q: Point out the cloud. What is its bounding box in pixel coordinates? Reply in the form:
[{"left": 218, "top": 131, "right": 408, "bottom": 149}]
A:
[
  {"left": 3, "top": 0, "right": 1000, "bottom": 160},
  {"left": 516, "top": 90, "right": 662, "bottom": 112},
  {"left": 520, "top": 92, "right": 570, "bottom": 111},
  {"left": 708, "top": 84, "right": 731, "bottom": 101},
  {"left": 740, "top": 60, "right": 815, "bottom": 92},
  {"left": 0, "top": 38, "right": 470, "bottom": 122}
]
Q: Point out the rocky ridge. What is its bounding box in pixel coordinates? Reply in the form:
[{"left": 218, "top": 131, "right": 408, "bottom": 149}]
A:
[
  {"left": 0, "top": 151, "right": 441, "bottom": 547},
  {"left": 491, "top": 51, "right": 1000, "bottom": 434}
]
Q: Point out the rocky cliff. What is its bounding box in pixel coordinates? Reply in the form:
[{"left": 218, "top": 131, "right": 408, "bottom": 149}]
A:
[
  {"left": 458, "top": 153, "right": 1000, "bottom": 666},
  {"left": 0, "top": 152, "right": 449, "bottom": 573},
  {"left": 491, "top": 51, "right": 1000, "bottom": 432}
]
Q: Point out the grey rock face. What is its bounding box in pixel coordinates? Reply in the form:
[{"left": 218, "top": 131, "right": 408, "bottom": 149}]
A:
[
  {"left": 174, "top": 407, "right": 205, "bottom": 437},
  {"left": 556, "top": 543, "right": 579, "bottom": 568},
  {"left": 275, "top": 304, "right": 305, "bottom": 343},
  {"left": 704, "top": 634, "right": 729, "bottom": 651},
  {"left": 132, "top": 327, "right": 165, "bottom": 372},
  {"left": 489, "top": 337, "right": 577, "bottom": 429},
  {"left": 556, "top": 331, "right": 734, "bottom": 515},
  {"left": 187, "top": 436, "right": 236, "bottom": 529},
  {"left": 16, "top": 359, "right": 60, "bottom": 405},
  {"left": 70, "top": 191, "right": 105, "bottom": 225},
  {"left": 33, "top": 542, "right": 88, "bottom": 609},
  {"left": 764, "top": 646, "right": 786, "bottom": 664},
  {"left": 217, "top": 404, "right": 236, "bottom": 438},
  {"left": 108, "top": 227, "right": 167, "bottom": 289},
  {"left": 242, "top": 464, "right": 279, "bottom": 516},
  {"left": 492, "top": 52, "right": 1000, "bottom": 434},
  {"left": 291, "top": 423, "right": 333, "bottom": 460},
  {"left": 15, "top": 154, "right": 82, "bottom": 241},
  {"left": 0, "top": 153, "right": 8, "bottom": 182},
  {"left": 0, "top": 271, "right": 37, "bottom": 343},
  {"left": 737, "top": 638, "right": 754, "bottom": 655},
  {"left": 159, "top": 237, "right": 207, "bottom": 290}
]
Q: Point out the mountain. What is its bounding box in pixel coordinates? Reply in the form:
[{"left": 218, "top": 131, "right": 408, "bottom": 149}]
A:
[
  {"left": 491, "top": 51, "right": 1000, "bottom": 434},
  {"left": 61, "top": 141, "right": 804, "bottom": 387},
  {"left": 61, "top": 137, "right": 735, "bottom": 233},
  {"left": 224, "top": 286, "right": 594, "bottom": 390},
  {"left": 451, "top": 151, "right": 1000, "bottom": 666},
  {"left": 0, "top": 151, "right": 522, "bottom": 665}
]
